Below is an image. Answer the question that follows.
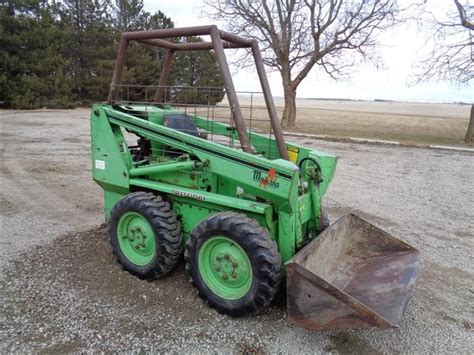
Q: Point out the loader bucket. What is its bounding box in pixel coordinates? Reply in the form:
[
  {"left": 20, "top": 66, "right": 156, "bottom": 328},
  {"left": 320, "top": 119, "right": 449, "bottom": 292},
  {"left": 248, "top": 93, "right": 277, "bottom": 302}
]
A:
[{"left": 286, "top": 214, "right": 419, "bottom": 331}]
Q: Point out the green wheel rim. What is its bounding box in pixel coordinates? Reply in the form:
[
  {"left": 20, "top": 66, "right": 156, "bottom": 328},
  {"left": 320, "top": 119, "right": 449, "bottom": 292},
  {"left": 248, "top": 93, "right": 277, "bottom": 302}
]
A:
[
  {"left": 117, "top": 211, "right": 156, "bottom": 266},
  {"left": 198, "top": 236, "right": 253, "bottom": 300}
]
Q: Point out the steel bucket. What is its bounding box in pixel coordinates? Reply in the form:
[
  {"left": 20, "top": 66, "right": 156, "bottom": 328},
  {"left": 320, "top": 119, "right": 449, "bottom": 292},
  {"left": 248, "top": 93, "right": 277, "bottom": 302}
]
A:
[{"left": 286, "top": 214, "right": 419, "bottom": 331}]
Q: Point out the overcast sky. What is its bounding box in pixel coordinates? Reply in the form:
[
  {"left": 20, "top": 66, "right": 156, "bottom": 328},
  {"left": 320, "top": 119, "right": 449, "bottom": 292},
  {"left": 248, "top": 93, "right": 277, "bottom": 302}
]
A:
[{"left": 143, "top": 0, "right": 473, "bottom": 103}]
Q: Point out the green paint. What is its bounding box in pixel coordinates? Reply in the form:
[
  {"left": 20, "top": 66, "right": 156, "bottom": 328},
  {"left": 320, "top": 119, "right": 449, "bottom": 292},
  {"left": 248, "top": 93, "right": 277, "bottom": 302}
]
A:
[
  {"left": 172, "top": 201, "right": 216, "bottom": 239},
  {"left": 130, "top": 178, "right": 271, "bottom": 215},
  {"left": 129, "top": 160, "right": 197, "bottom": 177},
  {"left": 104, "top": 107, "right": 298, "bottom": 207},
  {"left": 278, "top": 209, "right": 295, "bottom": 262},
  {"left": 90, "top": 106, "right": 131, "bottom": 193},
  {"left": 172, "top": 200, "right": 268, "bottom": 242},
  {"left": 91, "top": 103, "right": 337, "bottom": 268},
  {"left": 198, "top": 236, "right": 252, "bottom": 300},
  {"left": 117, "top": 211, "right": 156, "bottom": 266},
  {"left": 104, "top": 190, "right": 125, "bottom": 221}
]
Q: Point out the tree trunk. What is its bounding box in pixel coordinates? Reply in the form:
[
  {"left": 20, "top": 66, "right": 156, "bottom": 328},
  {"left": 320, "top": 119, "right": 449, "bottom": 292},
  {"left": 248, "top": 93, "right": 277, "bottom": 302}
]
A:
[
  {"left": 464, "top": 104, "right": 474, "bottom": 143},
  {"left": 281, "top": 86, "right": 297, "bottom": 128}
]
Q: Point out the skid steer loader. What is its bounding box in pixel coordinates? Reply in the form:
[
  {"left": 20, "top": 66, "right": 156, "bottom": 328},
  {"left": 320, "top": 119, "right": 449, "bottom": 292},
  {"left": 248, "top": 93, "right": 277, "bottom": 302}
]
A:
[{"left": 91, "top": 26, "right": 419, "bottom": 331}]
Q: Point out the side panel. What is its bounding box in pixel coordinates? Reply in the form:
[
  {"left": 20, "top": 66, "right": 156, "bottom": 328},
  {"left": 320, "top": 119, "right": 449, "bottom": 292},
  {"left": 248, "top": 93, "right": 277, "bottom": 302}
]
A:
[
  {"left": 278, "top": 210, "right": 296, "bottom": 263},
  {"left": 91, "top": 105, "right": 132, "bottom": 218},
  {"left": 172, "top": 200, "right": 270, "bottom": 241},
  {"left": 91, "top": 105, "right": 131, "bottom": 191},
  {"left": 104, "top": 190, "right": 125, "bottom": 220}
]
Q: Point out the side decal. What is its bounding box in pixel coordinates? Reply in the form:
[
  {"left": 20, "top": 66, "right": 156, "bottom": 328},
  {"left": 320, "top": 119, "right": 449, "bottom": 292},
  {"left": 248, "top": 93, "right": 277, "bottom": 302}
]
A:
[
  {"left": 253, "top": 169, "right": 279, "bottom": 189},
  {"left": 171, "top": 189, "right": 206, "bottom": 201}
]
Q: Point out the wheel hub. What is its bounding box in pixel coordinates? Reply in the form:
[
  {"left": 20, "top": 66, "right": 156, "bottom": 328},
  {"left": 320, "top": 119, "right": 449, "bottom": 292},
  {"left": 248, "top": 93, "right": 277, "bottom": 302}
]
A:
[
  {"left": 198, "top": 236, "right": 253, "bottom": 300},
  {"left": 128, "top": 227, "right": 148, "bottom": 249},
  {"left": 117, "top": 212, "right": 156, "bottom": 266},
  {"left": 214, "top": 253, "right": 242, "bottom": 280}
]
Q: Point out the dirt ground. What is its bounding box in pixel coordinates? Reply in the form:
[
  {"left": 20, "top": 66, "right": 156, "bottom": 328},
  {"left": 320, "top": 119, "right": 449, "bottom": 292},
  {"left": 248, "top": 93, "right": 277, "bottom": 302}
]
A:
[{"left": 1, "top": 108, "right": 473, "bottom": 353}]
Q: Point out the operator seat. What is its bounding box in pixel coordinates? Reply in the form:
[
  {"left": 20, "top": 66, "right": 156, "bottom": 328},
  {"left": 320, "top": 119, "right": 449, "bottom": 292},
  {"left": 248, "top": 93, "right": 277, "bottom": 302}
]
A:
[{"left": 164, "top": 113, "right": 200, "bottom": 137}]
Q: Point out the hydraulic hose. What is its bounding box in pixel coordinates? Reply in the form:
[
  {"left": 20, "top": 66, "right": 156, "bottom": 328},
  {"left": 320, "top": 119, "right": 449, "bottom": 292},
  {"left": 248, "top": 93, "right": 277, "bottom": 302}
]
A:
[{"left": 298, "top": 157, "right": 323, "bottom": 184}]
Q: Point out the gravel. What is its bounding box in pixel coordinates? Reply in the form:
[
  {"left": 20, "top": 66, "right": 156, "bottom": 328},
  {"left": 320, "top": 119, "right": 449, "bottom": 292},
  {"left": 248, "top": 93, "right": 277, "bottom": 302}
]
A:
[{"left": 1, "top": 109, "right": 473, "bottom": 353}]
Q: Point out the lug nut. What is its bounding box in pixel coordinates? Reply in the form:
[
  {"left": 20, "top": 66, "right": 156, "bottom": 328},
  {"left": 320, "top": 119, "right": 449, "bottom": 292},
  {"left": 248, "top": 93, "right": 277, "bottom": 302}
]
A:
[
  {"left": 232, "top": 262, "right": 238, "bottom": 268},
  {"left": 224, "top": 254, "right": 230, "bottom": 260},
  {"left": 222, "top": 274, "right": 228, "bottom": 280},
  {"left": 215, "top": 266, "right": 221, "bottom": 272}
]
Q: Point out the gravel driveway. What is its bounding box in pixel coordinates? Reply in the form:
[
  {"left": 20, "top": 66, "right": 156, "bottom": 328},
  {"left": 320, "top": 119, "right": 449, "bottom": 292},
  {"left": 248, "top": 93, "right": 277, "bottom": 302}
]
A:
[{"left": 1, "top": 109, "right": 473, "bottom": 353}]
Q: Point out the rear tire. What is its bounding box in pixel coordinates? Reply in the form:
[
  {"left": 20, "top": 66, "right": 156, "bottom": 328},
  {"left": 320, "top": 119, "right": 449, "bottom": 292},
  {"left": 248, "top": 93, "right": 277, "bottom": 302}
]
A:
[
  {"left": 185, "top": 212, "right": 281, "bottom": 317},
  {"left": 108, "top": 192, "right": 182, "bottom": 279}
]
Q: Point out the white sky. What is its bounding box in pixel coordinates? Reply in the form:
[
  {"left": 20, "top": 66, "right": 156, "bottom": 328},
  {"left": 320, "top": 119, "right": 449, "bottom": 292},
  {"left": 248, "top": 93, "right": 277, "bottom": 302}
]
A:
[{"left": 144, "top": 0, "right": 473, "bottom": 103}]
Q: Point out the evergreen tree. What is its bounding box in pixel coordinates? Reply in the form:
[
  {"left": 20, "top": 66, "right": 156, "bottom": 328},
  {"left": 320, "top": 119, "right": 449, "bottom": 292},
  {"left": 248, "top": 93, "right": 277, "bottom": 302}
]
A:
[
  {"left": 113, "top": 0, "right": 147, "bottom": 31},
  {"left": 144, "top": 10, "right": 174, "bottom": 30},
  {"left": 0, "top": 0, "right": 225, "bottom": 108},
  {"left": 118, "top": 9, "right": 174, "bottom": 101},
  {"left": 0, "top": 0, "right": 72, "bottom": 108},
  {"left": 58, "top": 0, "right": 115, "bottom": 103},
  {"left": 172, "top": 37, "right": 224, "bottom": 105}
]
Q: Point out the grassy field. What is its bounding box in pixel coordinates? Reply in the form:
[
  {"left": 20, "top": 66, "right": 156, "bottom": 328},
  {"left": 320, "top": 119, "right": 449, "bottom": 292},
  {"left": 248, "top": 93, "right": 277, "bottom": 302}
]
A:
[{"left": 192, "top": 97, "right": 472, "bottom": 147}]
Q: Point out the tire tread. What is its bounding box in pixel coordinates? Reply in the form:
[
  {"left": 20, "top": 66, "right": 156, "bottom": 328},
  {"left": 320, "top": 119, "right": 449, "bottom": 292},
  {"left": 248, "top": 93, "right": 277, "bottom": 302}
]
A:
[
  {"left": 185, "top": 212, "right": 281, "bottom": 317},
  {"left": 109, "top": 192, "right": 182, "bottom": 279}
]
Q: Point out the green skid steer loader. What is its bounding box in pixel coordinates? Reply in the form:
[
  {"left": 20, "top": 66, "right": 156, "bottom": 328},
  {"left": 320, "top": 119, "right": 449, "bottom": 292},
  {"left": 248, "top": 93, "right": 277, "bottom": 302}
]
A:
[{"left": 91, "top": 26, "right": 419, "bottom": 331}]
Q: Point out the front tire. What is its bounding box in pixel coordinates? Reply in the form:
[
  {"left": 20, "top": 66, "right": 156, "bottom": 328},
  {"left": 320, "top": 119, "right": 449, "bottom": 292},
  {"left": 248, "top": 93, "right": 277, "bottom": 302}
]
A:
[
  {"left": 108, "top": 192, "right": 182, "bottom": 279},
  {"left": 185, "top": 212, "right": 281, "bottom": 317}
]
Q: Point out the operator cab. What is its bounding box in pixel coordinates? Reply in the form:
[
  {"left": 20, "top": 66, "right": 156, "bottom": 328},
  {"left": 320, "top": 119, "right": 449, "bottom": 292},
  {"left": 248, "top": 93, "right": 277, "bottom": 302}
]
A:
[{"left": 163, "top": 113, "right": 200, "bottom": 137}]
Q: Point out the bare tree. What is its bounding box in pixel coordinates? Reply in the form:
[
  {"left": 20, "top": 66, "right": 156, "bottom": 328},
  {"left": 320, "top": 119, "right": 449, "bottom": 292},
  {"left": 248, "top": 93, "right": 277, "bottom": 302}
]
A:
[
  {"left": 416, "top": 0, "right": 473, "bottom": 83},
  {"left": 205, "top": 0, "right": 402, "bottom": 127},
  {"left": 467, "top": 105, "right": 474, "bottom": 143},
  {"left": 415, "top": 0, "right": 473, "bottom": 143}
]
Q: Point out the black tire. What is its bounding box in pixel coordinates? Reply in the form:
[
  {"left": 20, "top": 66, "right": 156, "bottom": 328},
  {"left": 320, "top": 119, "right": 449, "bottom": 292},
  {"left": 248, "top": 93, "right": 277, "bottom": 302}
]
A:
[
  {"left": 108, "top": 191, "right": 182, "bottom": 279},
  {"left": 185, "top": 212, "right": 281, "bottom": 317}
]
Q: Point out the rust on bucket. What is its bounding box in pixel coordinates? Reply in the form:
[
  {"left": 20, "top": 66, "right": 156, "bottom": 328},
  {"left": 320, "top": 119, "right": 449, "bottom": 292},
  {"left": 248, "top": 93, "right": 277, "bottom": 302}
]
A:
[{"left": 286, "top": 213, "right": 419, "bottom": 331}]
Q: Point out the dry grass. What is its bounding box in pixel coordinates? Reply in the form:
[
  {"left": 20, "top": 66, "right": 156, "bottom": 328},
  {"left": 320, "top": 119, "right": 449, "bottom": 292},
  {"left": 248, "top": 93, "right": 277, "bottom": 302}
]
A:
[{"left": 193, "top": 97, "right": 472, "bottom": 147}]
